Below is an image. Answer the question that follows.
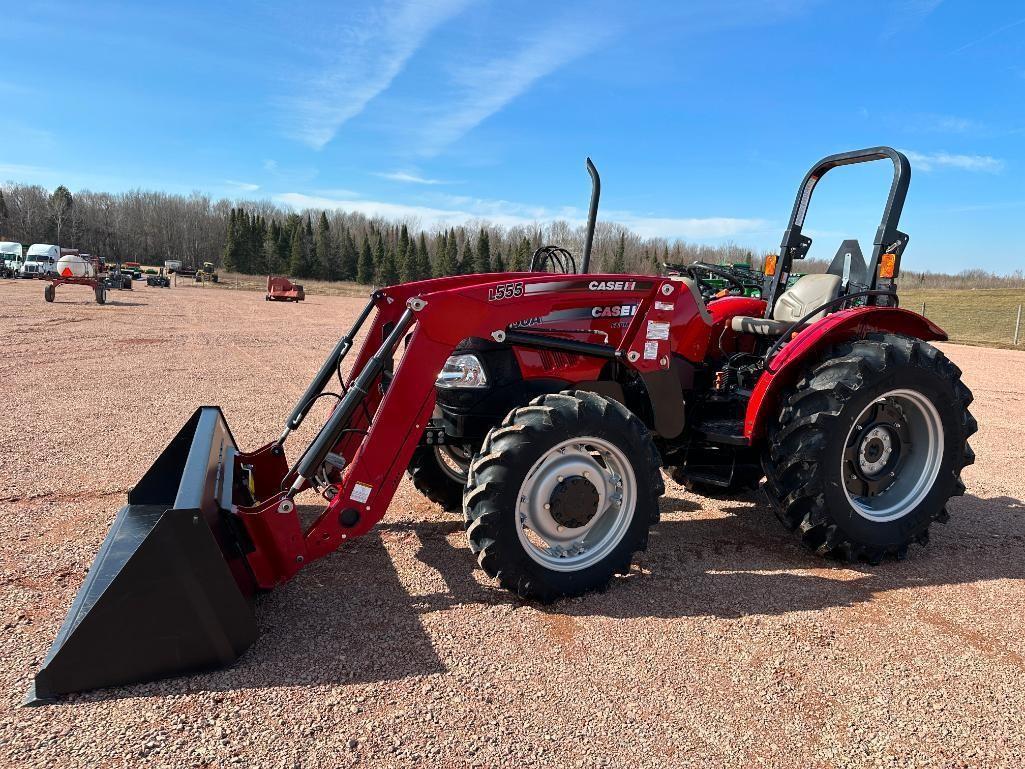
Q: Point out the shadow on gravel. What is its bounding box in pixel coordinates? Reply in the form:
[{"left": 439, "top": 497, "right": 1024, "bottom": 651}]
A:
[
  {"left": 67, "top": 492, "right": 1023, "bottom": 704},
  {"left": 403, "top": 491, "right": 1025, "bottom": 623},
  {"left": 69, "top": 529, "right": 446, "bottom": 705}
]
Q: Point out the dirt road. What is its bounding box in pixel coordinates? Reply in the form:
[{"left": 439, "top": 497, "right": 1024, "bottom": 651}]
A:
[{"left": 1, "top": 279, "right": 1023, "bottom": 768}]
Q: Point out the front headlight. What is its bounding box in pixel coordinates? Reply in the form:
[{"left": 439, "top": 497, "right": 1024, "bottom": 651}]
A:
[{"left": 436, "top": 354, "right": 488, "bottom": 389}]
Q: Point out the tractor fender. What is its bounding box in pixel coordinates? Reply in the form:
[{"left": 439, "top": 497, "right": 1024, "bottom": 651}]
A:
[{"left": 743, "top": 307, "right": 947, "bottom": 441}]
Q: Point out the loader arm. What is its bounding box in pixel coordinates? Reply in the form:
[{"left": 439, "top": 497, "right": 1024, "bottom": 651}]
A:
[{"left": 237, "top": 272, "right": 681, "bottom": 588}]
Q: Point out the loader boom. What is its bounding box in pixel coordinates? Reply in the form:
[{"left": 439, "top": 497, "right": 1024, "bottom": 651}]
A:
[{"left": 236, "top": 272, "right": 680, "bottom": 588}]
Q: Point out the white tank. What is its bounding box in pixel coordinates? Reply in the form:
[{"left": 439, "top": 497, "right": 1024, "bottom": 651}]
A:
[{"left": 55, "top": 254, "right": 96, "bottom": 278}]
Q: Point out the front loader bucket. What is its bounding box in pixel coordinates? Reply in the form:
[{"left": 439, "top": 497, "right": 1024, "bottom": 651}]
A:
[{"left": 26, "top": 407, "right": 258, "bottom": 705}]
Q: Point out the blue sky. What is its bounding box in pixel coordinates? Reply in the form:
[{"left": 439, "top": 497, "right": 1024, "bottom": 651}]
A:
[{"left": 1, "top": 0, "right": 1023, "bottom": 272}]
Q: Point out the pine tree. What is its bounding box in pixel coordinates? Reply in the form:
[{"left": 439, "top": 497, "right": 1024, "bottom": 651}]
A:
[
  {"left": 441, "top": 230, "right": 459, "bottom": 276},
  {"left": 458, "top": 237, "right": 474, "bottom": 276},
  {"left": 289, "top": 220, "right": 307, "bottom": 277},
  {"left": 415, "top": 233, "right": 432, "bottom": 279},
  {"left": 609, "top": 233, "right": 626, "bottom": 273},
  {"left": 223, "top": 208, "right": 241, "bottom": 272},
  {"left": 509, "top": 236, "right": 530, "bottom": 272},
  {"left": 474, "top": 228, "right": 491, "bottom": 273},
  {"left": 395, "top": 225, "right": 412, "bottom": 282},
  {"left": 314, "top": 212, "right": 331, "bottom": 280},
  {"left": 373, "top": 235, "right": 387, "bottom": 284},
  {"left": 402, "top": 238, "right": 418, "bottom": 282},
  {"left": 263, "top": 226, "right": 280, "bottom": 275},
  {"left": 276, "top": 225, "right": 290, "bottom": 273},
  {"left": 379, "top": 241, "right": 400, "bottom": 285},
  {"left": 492, "top": 247, "right": 505, "bottom": 272},
  {"left": 357, "top": 234, "right": 374, "bottom": 284},
  {"left": 339, "top": 230, "right": 358, "bottom": 281}
]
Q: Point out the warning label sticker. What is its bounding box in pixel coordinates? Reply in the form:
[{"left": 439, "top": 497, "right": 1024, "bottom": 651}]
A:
[
  {"left": 646, "top": 321, "right": 670, "bottom": 340},
  {"left": 350, "top": 483, "right": 372, "bottom": 503},
  {"left": 654, "top": 301, "right": 674, "bottom": 312},
  {"left": 643, "top": 341, "right": 659, "bottom": 360}
]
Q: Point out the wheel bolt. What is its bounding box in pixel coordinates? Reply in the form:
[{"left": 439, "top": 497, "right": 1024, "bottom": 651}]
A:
[
  {"left": 557, "top": 476, "right": 564, "bottom": 483},
  {"left": 543, "top": 503, "right": 550, "bottom": 510}
]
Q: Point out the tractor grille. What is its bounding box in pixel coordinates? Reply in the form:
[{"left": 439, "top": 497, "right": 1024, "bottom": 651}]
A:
[{"left": 539, "top": 350, "right": 581, "bottom": 369}]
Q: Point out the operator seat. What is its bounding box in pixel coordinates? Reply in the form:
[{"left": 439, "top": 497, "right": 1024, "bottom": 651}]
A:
[
  {"left": 731, "top": 273, "right": 842, "bottom": 336},
  {"left": 669, "top": 276, "right": 713, "bottom": 324}
]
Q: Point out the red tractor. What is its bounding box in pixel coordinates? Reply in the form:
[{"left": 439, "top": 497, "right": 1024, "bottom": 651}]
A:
[{"left": 29, "top": 148, "right": 975, "bottom": 703}]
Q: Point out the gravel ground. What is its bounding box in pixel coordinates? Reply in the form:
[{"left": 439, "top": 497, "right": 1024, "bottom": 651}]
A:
[{"left": 1, "top": 278, "right": 1023, "bottom": 768}]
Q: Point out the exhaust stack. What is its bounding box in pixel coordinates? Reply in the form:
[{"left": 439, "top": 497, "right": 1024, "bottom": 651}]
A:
[{"left": 580, "top": 157, "right": 601, "bottom": 274}]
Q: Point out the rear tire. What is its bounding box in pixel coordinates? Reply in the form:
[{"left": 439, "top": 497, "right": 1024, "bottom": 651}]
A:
[
  {"left": 762, "top": 333, "right": 976, "bottom": 562},
  {"left": 44, "top": 284, "right": 55, "bottom": 302},
  {"left": 465, "top": 391, "right": 663, "bottom": 601},
  {"left": 95, "top": 285, "right": 107, "bottom": 305},
  {"left": 407, "top": 442, "right": 470, "bottom": 513}
]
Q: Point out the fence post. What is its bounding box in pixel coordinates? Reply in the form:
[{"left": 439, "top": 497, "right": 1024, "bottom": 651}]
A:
[
  {"left": 921, "top": 301, "right": 926, "bottom": 317},
  {"left": 1015, "top": 304, "right": 1022, "bottom": 346}
]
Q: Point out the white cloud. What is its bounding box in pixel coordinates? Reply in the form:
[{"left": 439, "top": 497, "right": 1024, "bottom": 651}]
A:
[
  {"left": 225, "top": 179, "right": 260, "bottom": 191},
  {"left": 903, "top": 150, "right": 1005, "bottom": 173},
  {"left": 374, "top": 170, "right": 454, "bottom": 185},
  {"left": 417, "top": 16, "right": 610, "bottom": 155},
  {"left": 286, "top": 0, "right": 470, "bottom": 149},
  {"left": 262, "top": 159, "right": 278, "bottom": 172},
  {"left": 274, "top": 191, "right": 767, "bottom": 240}
]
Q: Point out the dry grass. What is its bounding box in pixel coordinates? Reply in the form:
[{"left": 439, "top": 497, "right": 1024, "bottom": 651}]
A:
[
  {"left": 174, "top": 271, "right": 374, "bottom": 298},
  {"left": 901, "top": 288, "right": 1025, "bottom": 349}
]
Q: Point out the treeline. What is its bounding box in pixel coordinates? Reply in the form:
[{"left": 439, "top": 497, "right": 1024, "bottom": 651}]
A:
[
  {"left": 223, "top": 208, "right": 632, "bottom": 284},
  {"left": 0, "top": 181, "right": 764, "bottom": 280},
  {"left": 3, "top": 181, "right": 1023, "bottom": 288}
]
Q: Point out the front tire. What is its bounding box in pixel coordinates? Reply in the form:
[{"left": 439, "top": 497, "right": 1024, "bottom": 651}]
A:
[
  {"left": 407, "top": 442, "right": 471, "bottom": 513},
  {"left": 465, "top": 391, "right": 663, "bottom": 601},
  {"left": 762, "top": 334, "right": 976, "bottom": 562}
]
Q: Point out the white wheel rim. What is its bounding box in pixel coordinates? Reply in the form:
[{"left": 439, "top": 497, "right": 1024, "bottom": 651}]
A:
[
  {"left": 515, "top": 436, "right": 636, "bottom": 571},
  {"left": 841, "top": 388, "right": 944, "bottom": 522},
  {"left": 434, "top": 444, "right": 471, "bottom": 484}
]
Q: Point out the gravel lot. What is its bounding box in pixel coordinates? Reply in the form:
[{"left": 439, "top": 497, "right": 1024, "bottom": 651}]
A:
[{"left": 2, "top": 278, "right": 1023, "bottom": 768}]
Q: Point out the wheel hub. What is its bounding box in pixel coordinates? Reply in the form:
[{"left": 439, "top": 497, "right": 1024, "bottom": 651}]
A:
[
  {"left": 857, "top": 425, "right": 897, "bottom": 476},
  {"left": 515, "top": 437, "right": 637, "bottom": 572},
  {"left": 548, "top": 476, "right": 600, "bottom": 528},
  {"left": 840, "top": 389, "right": 944, "bottom": 522}
]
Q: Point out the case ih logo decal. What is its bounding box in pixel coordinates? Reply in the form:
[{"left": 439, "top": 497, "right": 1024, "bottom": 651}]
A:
[
  {"left": 588, "top": 280, "right": 637, "bottom": 291},
  {"left": 591, "top": 304, "right": 638, "bottom": 318}
]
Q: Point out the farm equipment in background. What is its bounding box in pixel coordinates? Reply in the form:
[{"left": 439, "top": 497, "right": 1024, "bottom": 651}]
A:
[
  {"left": 29, "top": 148, "right": 976, "bottom": 704},
  {"left": 43, "top": 255, "right": 133, "bottom": 304},
  {"left": 147, "top": 269, "right": 171, "bottom": 288},
  {"left": 195, "top": 261, "right": 219, "bottom": 283},
  {"left": 664, "top": 261, "right": 765, "bottom": 299},
  {"left": 266, "top": 275, "right": 305, "bottom": 302}
]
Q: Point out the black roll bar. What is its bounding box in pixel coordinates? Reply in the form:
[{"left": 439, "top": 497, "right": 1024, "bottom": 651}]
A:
[{"left": 764, "top": 147, "right": 911, "bottom": 316}]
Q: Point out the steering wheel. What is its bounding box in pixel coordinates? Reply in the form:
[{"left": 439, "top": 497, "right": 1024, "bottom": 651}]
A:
[
  {"left": 663, "top": 262, "right": 749, "bottom": 299},
  {"left": 689, "top": 262, "right": 753, "bottom": 295}
]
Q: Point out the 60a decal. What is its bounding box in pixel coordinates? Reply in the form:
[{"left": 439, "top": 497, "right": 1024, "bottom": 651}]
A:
[{"left": 488, "top": 282, "right": 524, "bottom": 301}]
